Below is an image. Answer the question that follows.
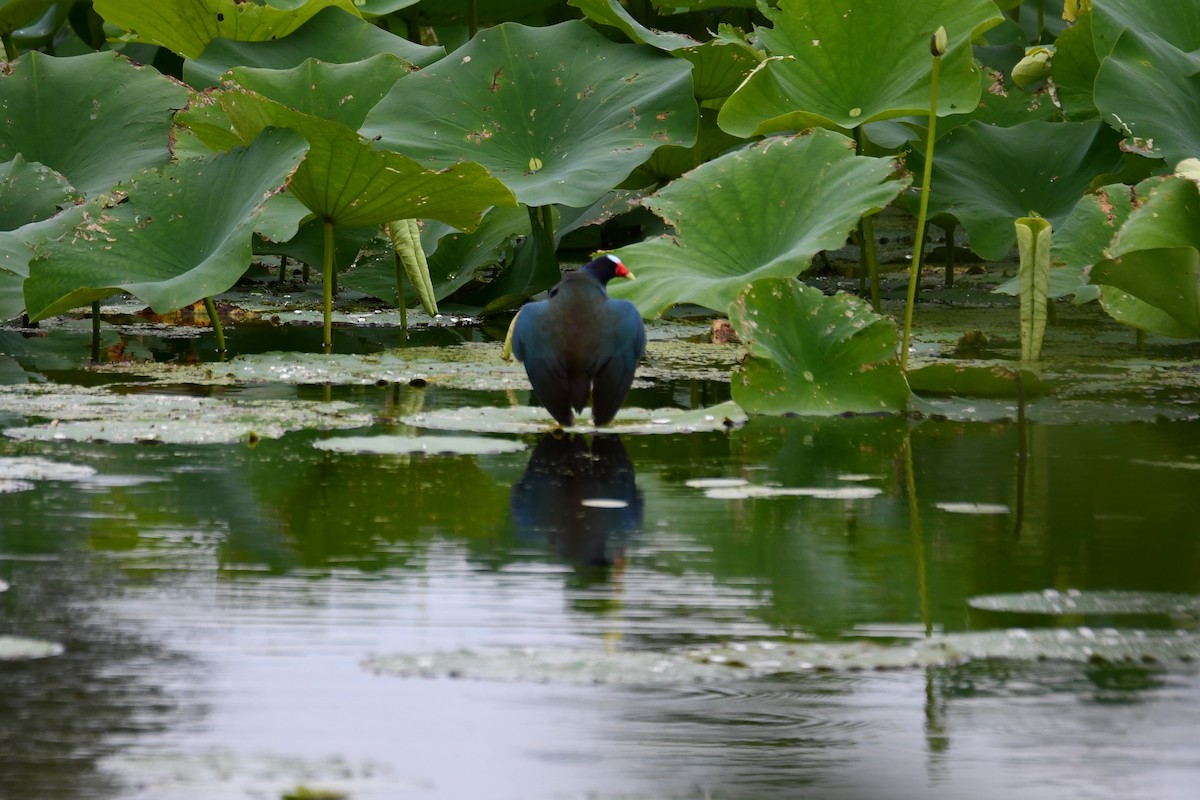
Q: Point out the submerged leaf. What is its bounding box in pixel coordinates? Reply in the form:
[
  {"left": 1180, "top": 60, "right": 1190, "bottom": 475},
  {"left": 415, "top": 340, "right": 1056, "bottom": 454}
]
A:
[
  {"left": 314, "top": 435, "right": 526, "bottom": 456},
  {"left": 404, "top": 402, "right": 746, "bottom": 436},
  {"left": 0, "top": 385, "right": 371, "bottom": 445},
  {"left": 970, "top": 590, "right": 1200, "bottom": 618},
  {"left": 366, "top": 628, "right": 1200, "bottom": 684}
]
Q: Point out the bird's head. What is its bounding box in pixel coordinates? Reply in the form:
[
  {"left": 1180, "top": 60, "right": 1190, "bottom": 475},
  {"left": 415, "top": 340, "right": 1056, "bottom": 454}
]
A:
[{"left": 581, "top": 253, "right": 636, "bottom": 285}]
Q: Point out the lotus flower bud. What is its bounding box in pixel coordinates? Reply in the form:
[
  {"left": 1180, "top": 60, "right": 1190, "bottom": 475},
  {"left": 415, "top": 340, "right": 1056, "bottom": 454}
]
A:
[{"left": 930, "top": 26, "right": 948, "bottom": 57}]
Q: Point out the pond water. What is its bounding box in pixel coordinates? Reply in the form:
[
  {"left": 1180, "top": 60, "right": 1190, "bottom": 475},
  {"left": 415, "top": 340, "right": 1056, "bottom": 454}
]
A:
[{"left": 1, "top": 318, "right": 1199, "bottom": 800}]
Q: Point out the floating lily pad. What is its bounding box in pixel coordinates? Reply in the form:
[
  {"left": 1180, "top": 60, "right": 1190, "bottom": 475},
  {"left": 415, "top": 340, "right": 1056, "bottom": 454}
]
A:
[
  {"left": 0, "top": 479, "right": 33, "bottom": 493},
  {"left": 935, "top": 501, "right": 1010, "bottom": 515},
  {"left": 0, "top": 578, "right": 7, "bottom": 592},
  {"left": 365, "top": 627, "right": 1200, "bottom": 685},
  {"left": 1131, "top": 459, "right": 1200, "bottom": 471},
  {"left": 969, "top": 590, "right": 1200, "bottom": 619},
  {"left": 314, "top": 435, "right": 526, "bottom": 456},
  {"left": 0, "top": 456, "right": 98, "bottom": 481},
  {"left": 702, "top": 485, "right": 882, "bottom": 500},
  {"left": 579, "top": 498, "right": 630, "bottom": 509},
  {"left": 93, "top": 337, "right": 742, "bottom": 392},
  {"left": 403, "top": 401, "right": 746, "bottom": 436},
  {"left": 685, "top": 477, "right": 750, "bottom": 489},
  {"left": 0, "top": 635, "right": 64, "bottom": 661},
  {"left": 0, "top": 386, "right": 370, "bottom": 444}
]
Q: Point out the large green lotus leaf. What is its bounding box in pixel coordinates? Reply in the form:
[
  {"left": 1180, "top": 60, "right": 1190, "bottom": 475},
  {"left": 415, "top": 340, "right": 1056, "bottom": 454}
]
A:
[
  {"left": 347, "top": 0, "right": 418, "bottom": 15},
  {"left": 228, "top": 55, "right": 411, "bottom": 131},
  {"left": 0, "top": 207, "right": 83, "bottom": 319},
  {"left": 185, "top": 7, "right": 442, "bottom": 88},
  {"left": 609, "top": 130, "right": 908, "bottom": 318},
  {"left": 623, "top": 108, "right": 744, "bottom": 188},
  {"left": 1092, "top": 0, "right": 1200, "bottom": 57},
  {"left": 0, "top": 51, "right": 187, "bottom": 196},
  {"left": 570, "top": 1, "right": 760, "bottom": 101},
  {"left": 994, "top": 181, "right": 1138, "bottom": 303},
  {"left": 1050, "top": 7, "right": 1101, "bottom": 120},
  {"left": 24, "top": 129, "right": 309, "bottom": 320},
  {"left": 717, "top": 0, "right": 1003, "bottom": 137},
  {"left": 1095, "top": 29, "right": 1200, "bottom": 166},
  {"left": 361, "top": 20, "right": 699, "bottom": 208},
  {"left": 93, "top": 0, "right": 361, "bottom": 60},
  {"left": 729, "top": 279, "right": 909, "bottom": 416},
  {"left": 0, "top": 0, "right": 53, "bottom": 35},
  {"left": 400, "top": 0, "right": 559, "bottom": 25},
  {"left": 0, "top": 245, "right": 26, "bottom": 319},
  {"left": 1089, "top": 176, "right": 1200, "bottom": 338},
  {"left": 0, "top": 154, "right": 78, "bottom": 230},
  {"left": 920, "top": 120, "right": 1123, "bottom": 261},
  {"left": 214, "top": 89, "right": 516, "bottom": 230}
]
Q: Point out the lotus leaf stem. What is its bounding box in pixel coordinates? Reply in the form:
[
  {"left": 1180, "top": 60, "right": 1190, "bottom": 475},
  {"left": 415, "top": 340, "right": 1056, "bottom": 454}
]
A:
[
  {"left": 901, "top": 37, "right": 943, "bottom": 372},
  {"left": 91, "top": 301, "right": 101, "bottom": 363},
  {"left": 852, "top": 127, "right": 881, "bottom": 311},
  {"left": 904, "top": 434, "right": 931, "bottom": 638},
  {"left": 203, "top": 297, "right": 226, "bottom": 356},
  {"left": 1, "top": 33, "right": 16, "bottom": 62},
  {"left": 322, "top": 218, "right": 334, "bottom": 353},
  {"left": 393, "top": 245, "right": 409, "bottom": 331}
]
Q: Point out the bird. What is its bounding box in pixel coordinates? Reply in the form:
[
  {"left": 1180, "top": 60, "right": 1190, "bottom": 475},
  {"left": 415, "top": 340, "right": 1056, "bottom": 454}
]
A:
[{"left": 510, "top": 254, "right": 646, "bottom": 427}]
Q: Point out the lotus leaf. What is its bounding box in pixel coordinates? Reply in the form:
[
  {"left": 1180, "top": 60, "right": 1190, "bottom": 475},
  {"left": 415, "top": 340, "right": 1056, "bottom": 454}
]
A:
[
  {"left": 24, "top": 129, "right": 309, "bottom": 320},
  {"left": 609, "top": 130, "right": 907, "bottom": 318},
  {"left": 1091, "top": 0, "right": 1200, "bottom": 57},
  {"left": 919, "top": 120, "right": 1123, "bottom": 261},
  {"left": 570, "top": 1, "right": 760, "bottom": 101},
  {"left": 0, "top": 0, "right": 53, "bottom": 36},
  {"left": 396, "top": 0, "right": 560, "bottom": 26},
  {"left": 1050, "top": 7, "right": 1101, "bottom": 120},
  {"left": 0, "top": 208, "right": 83, "bottom": 320},
  {"left": 361, "top": 20, "right": 699, "bottom": 208},
  {"left": 1095, "top": 28, "right": 1200, "bottom": 166},
  {"left": 717, "top": 0, "right": 1003, "bottom": 137},
  {"left": 207, "top": 89, "right": 516, "bottom": 231},
  {"left": 0, "top": 51, "right": 187, "bottom": 196},
  {"left": 1090, "top": 177, "right": 1200, "bottom": 338},
  {"left": 228, "top": 55, "right": 412, "bottom": 131},
  {"left": 0, "top": 154, "right": 78, "bottom": 230},
  {"left": 186, "top": 6, "right": 442, "bottom": 88},
  {"left": 1016, "top": 216, "right": 1051, "bottom": 361},
  {"left": 341, "top": 207, "right": 530, "bottom": 305},
  {"left": 995, "top": 182, "right": 1137, "bottom": 303},
  {"left": 94, "top": 0, "right": 362, "bottom": 60},
  {"left": 729, "top": 279, "right": 909, "bottom": 416}
]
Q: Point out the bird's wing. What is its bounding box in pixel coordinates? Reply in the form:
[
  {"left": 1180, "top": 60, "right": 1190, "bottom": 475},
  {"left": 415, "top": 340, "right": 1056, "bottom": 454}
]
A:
[
  {"left": 511, "top": 301, "right": 576, "bottom": 426},
  {"left": 590, "top": 300, "right": 646, "bottom": 427}
]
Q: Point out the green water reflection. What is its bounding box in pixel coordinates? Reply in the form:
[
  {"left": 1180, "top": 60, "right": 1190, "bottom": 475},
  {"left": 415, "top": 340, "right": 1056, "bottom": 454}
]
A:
[{"left": 2, "top": 371, "right": 1199, "bottom": 797}]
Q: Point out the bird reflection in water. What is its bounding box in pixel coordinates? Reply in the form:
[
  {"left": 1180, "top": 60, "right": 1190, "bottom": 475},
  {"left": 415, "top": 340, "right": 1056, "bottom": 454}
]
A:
[{"left": 510, "top": 433, "right": 643, "bottom": 577}]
